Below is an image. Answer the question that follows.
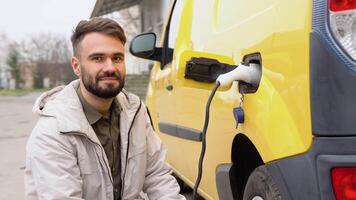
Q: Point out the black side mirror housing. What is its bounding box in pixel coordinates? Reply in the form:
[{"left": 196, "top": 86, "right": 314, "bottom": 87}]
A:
[{"left": 130, "top": 32, "right": 162, "bottom": 62}]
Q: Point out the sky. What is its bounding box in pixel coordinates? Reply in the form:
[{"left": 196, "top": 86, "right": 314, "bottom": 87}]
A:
[{"left": 0, "top": 0, "right": 97, "bottom": 42}]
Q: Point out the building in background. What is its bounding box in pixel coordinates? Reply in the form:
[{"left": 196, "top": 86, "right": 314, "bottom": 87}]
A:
[
  {"left": 0, "top": 34, "right": 11, "bottom": 89},
  {"left": 91, "top": 0, "right": 172, "bottom": 36},
  {"left": 91, "top": 0, "right": 173, "bottom": 100},
  {"left": 91, "top": 0, "right": 172, "bottom": 74}
]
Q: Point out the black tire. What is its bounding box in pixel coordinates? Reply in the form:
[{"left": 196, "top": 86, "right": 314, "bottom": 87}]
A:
[{"left": 243, "top": 165, "right": 282, "bottom": 200}]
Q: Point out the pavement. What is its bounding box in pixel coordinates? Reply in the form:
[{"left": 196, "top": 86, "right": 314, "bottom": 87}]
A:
[
  {"left": 0, "top": 92, "right": 195, "bottom": 200},
  {"left": 0, "top": 93, "right": 41, "bottom": 200}
]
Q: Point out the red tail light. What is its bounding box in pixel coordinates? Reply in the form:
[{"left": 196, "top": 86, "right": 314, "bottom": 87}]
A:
[
  {"left": 330, "top": 0, "right": 356, "bottom": 12},
  {"left": 329, "top": 0, "right": 356, "bottom": 60},
  {"left": 331, "top": 167, "right": 356, "bottom": 200}
]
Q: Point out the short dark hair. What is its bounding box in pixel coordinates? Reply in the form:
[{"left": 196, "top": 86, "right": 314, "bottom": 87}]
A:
[{"left": 71, "top": 17, "right": 127, "bottom": 57}]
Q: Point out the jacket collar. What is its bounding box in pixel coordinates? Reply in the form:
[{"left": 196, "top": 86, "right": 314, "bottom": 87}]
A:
[
  {"left": 76, "top": 85, "right": 103, "bottom": 125},
  {"left": 33, "top": 80, "right": 142, "bottom": 143}
]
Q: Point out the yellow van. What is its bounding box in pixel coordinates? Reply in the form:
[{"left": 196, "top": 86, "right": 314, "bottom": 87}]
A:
[{"left": 130, "top": 0, "right": 356, "bottom": 199}]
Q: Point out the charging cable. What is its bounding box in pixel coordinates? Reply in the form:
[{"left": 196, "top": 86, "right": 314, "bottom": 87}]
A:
[
  {"left": 192, "top": 81, "right": 220, "bottom": 199},
  {"left": 192, "top": 62, "right": 261, "bottom": 199}
]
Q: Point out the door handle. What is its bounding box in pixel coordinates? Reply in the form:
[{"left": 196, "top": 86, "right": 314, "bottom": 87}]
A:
[{"left": 166, "top": 84, "right": 173, "bottom": 91}]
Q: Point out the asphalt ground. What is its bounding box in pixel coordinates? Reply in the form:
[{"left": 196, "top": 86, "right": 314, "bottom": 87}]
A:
[
  {"left": 0, "top": 93, "right": 40, "bottom": 200},
  {"left": 0, "top": 92, "right": 197, "bottom": 200}
]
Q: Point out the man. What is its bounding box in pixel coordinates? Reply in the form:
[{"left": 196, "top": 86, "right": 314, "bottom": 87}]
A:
[{"left": 24, "top": 17, "right": 185, "bottom": 200}]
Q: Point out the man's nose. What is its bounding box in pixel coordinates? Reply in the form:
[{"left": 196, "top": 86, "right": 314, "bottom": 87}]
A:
[{"left": 102, "top": 58, "right": 116, "bottom": 72}]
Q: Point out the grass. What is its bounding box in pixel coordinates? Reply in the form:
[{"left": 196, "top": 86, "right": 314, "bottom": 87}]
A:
[{"left": 0, "top": 88, "right": 47, "bottom": 96}]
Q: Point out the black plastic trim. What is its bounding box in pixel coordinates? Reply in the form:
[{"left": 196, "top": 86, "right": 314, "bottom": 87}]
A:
[
  {"left": 158, "top": 122, "right": 202, "bottom": 141},
  {"left": 265, "top": 136, "right": 356, "bottom": 200},
  {"left": 216, "top": 164, "right": 234, "bottom": 200},
  {"left": 310, "top": 31, "right": 356, "bottom": 136}
]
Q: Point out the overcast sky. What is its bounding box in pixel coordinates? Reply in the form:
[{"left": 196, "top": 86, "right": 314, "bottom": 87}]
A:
[{"left": 0, "top": 0, "right": 96, "bottom": 42}]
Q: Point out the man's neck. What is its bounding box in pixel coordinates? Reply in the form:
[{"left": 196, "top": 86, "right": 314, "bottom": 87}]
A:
[{"left": 80, "top": 83, "right": 113, "bottom": 115}]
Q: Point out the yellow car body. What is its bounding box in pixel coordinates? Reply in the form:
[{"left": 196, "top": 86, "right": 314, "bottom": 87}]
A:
[
  {"left": 146, "top": 0, "right": 311, "bottom": 199},
  {"left": 131, "top": 0, "right": 356, "bottom": 199}
]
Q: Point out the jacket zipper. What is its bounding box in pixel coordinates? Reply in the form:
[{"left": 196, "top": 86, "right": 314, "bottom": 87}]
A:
[
  {"left": 63, "top": 101, "right": 143, "bottom": 199},
  {"left": 120, "top": 101, "right": 142, "bottom": 199},
  {"left": 66, "top": 132, "right": 114, "bottom": 184},
  {"left": 90, "top": 139, "right": 114, "bottom": 184}
]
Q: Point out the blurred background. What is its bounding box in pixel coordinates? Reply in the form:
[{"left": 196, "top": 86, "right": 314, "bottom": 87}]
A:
[
  {"left": 0, "top": 0, "right": 173, "bottom": 99},
  {"left": 0, "top": 0, "right": 175, "bottom": 199}
]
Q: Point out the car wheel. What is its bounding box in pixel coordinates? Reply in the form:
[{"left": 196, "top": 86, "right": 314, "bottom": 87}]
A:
[{"left": 243, "top": 166, "right": 282, "bottom": 200}]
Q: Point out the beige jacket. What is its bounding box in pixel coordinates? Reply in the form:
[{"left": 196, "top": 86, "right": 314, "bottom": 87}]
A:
[{"left": 24, "top": 80, "right": 185, "bottom": 200}]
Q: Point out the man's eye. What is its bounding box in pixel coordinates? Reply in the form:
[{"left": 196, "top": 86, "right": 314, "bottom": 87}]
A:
[
  {"left": 92, "top": 57, "right": 103, "bottom": 62},
  {"left": 113, "top": 57, "right": 123, "bottom": 63}
]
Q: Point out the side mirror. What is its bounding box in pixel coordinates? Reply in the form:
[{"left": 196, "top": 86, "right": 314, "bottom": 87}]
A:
[{"left": 130, "top": 33, "right": 161, "bottom": 61}]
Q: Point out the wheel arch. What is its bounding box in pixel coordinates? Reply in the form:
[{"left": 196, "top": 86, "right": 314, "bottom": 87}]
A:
[{"left": 229, "top": 133, "right": 264, "bottom": 200}]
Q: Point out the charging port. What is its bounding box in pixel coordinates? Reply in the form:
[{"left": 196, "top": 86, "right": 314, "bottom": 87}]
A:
[
  {"left": 239, "top": 53, "right": 262, "bottom": 94},
  {"left": 185, "top": 57, "right": 237, "bottom": 83}
]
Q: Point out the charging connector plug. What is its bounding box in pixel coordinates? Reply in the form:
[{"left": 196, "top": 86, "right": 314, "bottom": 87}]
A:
[{"left": 216, "top": 63, "right": 261, "bottom": 87}]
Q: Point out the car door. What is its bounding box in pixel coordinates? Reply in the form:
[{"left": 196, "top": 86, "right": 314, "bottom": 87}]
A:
[
  {"left": 151, "top": 0, "right": 189, "bottom": 170},
  {"left": 155, "top": 0, "right": 242, "bottom": 198}
]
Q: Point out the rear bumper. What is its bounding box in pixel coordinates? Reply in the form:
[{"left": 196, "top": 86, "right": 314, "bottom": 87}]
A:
[{"left": 266, "top": 136, "right": 356, "bottom": 200}]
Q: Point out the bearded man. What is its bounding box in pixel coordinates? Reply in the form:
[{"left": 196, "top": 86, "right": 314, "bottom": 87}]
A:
[{"left": 24, "top": 17, "right": 185, "bottom": 200}]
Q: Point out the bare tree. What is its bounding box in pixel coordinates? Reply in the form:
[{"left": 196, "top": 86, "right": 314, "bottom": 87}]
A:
[
  {"left": 20, "top": 33, "right": 75, "bottom": 88},
  {"left": 6, "top": 43, "right": 22, "bottom": 89}
]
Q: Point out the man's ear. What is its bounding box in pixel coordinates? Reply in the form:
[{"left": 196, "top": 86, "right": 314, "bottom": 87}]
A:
[{"left": 71, "top": 56, "right": 81, "bottom": 77}]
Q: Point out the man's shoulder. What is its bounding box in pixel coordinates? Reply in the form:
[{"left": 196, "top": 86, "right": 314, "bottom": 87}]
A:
[
  {"left": 118, "top": 89, "right": 141, "bottom": 102},
  {"left": 27, "top": 115, "right": 77, "bottom": 154},
  {"left": 30, "top": 116, "right": 60, "bottom": 139},
  {"left": 117, "top": 89, "right": 143, "bottom": 111}
]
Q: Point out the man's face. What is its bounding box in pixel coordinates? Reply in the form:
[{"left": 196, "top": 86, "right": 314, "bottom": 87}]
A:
[{"left": 72, "top": 32, "right": 126, "bottom": 99}]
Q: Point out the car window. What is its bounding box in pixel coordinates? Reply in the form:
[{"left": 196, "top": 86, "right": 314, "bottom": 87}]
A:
[{"left": 168, "top": 0, "right": 184, "bottom": 49}]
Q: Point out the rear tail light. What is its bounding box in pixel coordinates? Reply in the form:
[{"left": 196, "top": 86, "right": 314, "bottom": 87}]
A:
[
  {"left": 329, "top": 0, "right": 356, "bottom": 60},
  {"left": 331, "top": 167, "right": 356, "bottom": 200}
]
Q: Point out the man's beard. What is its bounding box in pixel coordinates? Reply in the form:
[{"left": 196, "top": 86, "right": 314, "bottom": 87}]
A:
[{"left": 80, "top": 65, "right": 125, "bottom": 99}]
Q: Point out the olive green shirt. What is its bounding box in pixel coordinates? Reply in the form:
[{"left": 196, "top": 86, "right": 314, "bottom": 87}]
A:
[{"left": 76, "top": 87, "right": 121, "bottom": 199}]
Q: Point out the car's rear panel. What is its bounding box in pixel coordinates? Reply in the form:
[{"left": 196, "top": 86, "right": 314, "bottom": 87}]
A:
[{"left": 311, "top": 0, "right": 356, "bottom": 136}]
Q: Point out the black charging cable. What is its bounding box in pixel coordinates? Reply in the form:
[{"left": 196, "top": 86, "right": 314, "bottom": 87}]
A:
[{"left": 192, "top": 82, "right": 221, "bottom": 200}]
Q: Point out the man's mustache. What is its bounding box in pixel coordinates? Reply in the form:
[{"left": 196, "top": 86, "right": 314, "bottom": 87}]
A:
[{"left": 96, "top": 72, "right": 121, "bottom": 81}]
